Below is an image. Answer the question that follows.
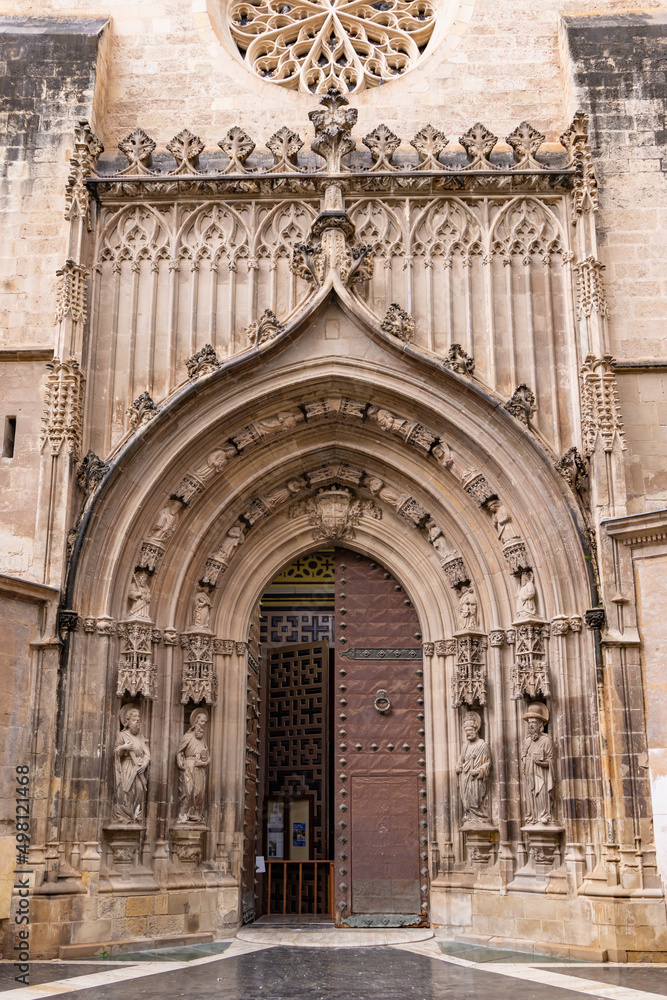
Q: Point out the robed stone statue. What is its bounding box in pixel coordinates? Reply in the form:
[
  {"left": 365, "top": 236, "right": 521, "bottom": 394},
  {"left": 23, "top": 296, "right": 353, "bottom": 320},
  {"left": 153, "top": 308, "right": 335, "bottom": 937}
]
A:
[
  {"left": 111, "top": 703, "right": 150, "bottom": 825},
  {"left": 456, "top": 711, "right": 492, "bottom": 825},
  {"left": 521, "top": 702, "right": 555, "bottom": 824},
  {"left": 176, "top": 708, "right": 210, "bottom": 825}
]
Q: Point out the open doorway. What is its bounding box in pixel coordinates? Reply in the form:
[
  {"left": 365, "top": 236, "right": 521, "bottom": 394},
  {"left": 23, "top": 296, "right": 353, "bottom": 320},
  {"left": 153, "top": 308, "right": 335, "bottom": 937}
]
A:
[{"left": 243, "top": 547, "right": 429, "bottom": 928}]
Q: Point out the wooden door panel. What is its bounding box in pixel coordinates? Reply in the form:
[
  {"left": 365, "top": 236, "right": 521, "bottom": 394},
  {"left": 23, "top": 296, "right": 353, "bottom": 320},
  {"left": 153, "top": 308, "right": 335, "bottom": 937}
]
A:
[{"left": 334, "top": 549, "right": 428, "bottom": 927}]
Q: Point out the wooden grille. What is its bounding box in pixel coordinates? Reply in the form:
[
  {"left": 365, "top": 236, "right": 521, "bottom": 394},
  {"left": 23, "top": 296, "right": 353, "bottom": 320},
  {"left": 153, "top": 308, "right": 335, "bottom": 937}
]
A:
[{"left": 267, "top": 643, "right": 329, "bottom": 860}]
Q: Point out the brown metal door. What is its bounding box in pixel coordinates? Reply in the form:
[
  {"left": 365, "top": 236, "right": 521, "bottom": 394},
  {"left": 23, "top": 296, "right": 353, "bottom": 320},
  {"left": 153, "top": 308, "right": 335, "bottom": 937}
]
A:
[{"left": 334, "top": 548, "right": 428, "bottom": 927}]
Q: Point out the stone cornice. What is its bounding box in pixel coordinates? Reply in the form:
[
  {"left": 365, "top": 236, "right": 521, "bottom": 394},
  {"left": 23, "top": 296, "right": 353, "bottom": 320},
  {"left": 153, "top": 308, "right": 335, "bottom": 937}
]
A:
[
  {"left": 603, "top": 509, "right": 667, "bottom": 546},
  {"left": 0, "top": 573, "right": 60, "bottom": 604}
]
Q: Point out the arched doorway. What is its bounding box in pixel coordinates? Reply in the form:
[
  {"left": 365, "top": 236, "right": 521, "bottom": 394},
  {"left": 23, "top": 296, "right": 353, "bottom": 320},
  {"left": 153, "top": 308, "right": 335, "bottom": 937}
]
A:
[{"left": 244, "top": 547, "right": 429, "bottom": 927}]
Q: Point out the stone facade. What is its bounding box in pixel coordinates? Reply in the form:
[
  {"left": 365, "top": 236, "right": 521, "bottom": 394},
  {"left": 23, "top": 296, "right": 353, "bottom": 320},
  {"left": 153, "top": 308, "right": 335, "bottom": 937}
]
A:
[{"left": 1, "top": 0, "right": 667, "bottom": 962}]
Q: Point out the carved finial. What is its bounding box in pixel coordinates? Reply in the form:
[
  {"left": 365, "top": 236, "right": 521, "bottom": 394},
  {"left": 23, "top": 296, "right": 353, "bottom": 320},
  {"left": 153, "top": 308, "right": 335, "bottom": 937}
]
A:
[
  {"left": 504, "top": 384, "right": 536, "bottom": 425},
  {"left": 127, "top": 391, "right": 159, "bottom": 431},
  {"left": 459, "top": 123, "right": 498, "bottom": 170},
  {"left": 381, "top": 303, "right": 415, "bottom": 343},
  {"left": 185, "top": 344, "right": 221, "bottom": 378},
  {"left": 363, "top": 124, "right": 401, "bottom": 171},
  {"left": 118, "top": 128, "right": 157, "bottom": 175},
  {"left": 443, "top": 343, "right": 475, "bottom": 376},
  {"left": 309, "top": 89, "right": 357, "bottom": 173},
  {"left": 506, "top": 121, "right": 545, "bottom": 170},
  {"left": 559, "top": 111, "right": 598, "bottom": 215},
  {"left": 245, "top": 308, "right": 285, "bottom": 346},
  {"left": 218, "top": 127, "right": 255, "bottom": 173},
  {"left": 55, "top": 260, "right": 90, "bottom": 324},
  {"left": 410, "top": 124, "right": 448, "bottom": 170},
  {"left": 65, "top": 121, "right": 104, "bottom": 229},
  {"left": 167, "top": 128, "right": 204, "bottom": 174},
  {"left": 267, "top": 126, "right": 303, "bottom": 172}
]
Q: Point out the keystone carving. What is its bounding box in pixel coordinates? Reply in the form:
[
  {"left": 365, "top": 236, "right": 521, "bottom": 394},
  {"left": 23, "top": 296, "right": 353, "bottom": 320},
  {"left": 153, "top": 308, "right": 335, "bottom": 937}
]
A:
[{"left": 289, "top": 485, "right": 381, "bottom": 542}]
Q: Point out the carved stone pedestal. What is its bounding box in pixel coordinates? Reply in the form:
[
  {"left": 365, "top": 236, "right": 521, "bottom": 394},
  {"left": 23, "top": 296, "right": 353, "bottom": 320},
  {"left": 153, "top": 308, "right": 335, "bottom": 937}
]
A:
[
  {"left": 462, "top": 824, "right": 499, "bottom": 870},
  {"left": 170, "top": 826, "right": 207, "bottom": 869},
  {"left": 509, "top": 824, "right": 564, "bottom": 891},
  {"left": 103, "top": 826, "right": 158, "bottom": 890}
]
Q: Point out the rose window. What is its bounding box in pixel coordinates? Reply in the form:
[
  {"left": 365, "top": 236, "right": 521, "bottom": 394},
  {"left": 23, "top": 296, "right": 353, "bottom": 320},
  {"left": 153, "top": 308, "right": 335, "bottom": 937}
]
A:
[{"left": 228, "top": 0, "right": 437, "bottom": 94}]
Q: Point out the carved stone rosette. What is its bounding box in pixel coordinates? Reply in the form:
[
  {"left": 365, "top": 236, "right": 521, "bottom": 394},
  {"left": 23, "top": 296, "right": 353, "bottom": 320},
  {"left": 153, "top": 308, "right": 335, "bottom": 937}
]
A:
[
  {"left": 116, "top": 620, "right": 158, "bottom": 700},
  {"left": 452, "top": 634, "right": 488, "bottom": 708},
  {"left": 181, "top": 631, "right": 218, "bottom": 705},
  {"left": 510, "top": 622, "right": 550, "bottom": 700}
]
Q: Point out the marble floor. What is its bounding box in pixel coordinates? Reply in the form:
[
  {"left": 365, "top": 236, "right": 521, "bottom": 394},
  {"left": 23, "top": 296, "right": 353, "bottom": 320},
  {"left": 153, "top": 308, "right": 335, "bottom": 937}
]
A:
[{"left": 2, "top": 938, "right": 667, "bottom": 1000}]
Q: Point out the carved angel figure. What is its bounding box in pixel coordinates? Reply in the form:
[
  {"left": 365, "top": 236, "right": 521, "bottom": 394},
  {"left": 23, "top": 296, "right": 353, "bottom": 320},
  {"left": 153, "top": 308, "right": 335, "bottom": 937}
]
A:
[
  {"left": 256, "top": 411, "right": 304, "bottom": 437},
  {"left": 192, "top": 589, "right": 212, "bottom": 630},
  {"left": 487, "top": 499, "right": 521, "bottom": 544},
  {"left": 212, "top": 524, "right": 246, "bottom": 565},
  {"left": 176, "top": 709, "right": 210, "bottom": 825},
  {"left": 147, "top": 498, "right": 182, "bottom": 544},
  {"left": 111, "top": 704, "right": 150, "bottom": 825},
  {"left": 368, "top": 406, "right": 407, "bottom": 435},
  {"left": 517, "top": 570, "right": 537, "bottom": 618},
  {"left": 458, "top": 586, "right": 479, "bottom": 631},
  {"left": 127, "top": 570, "right": 152, "bottom": 620},
  {"left": 456, "top": 711, "right": 491, "bottom": 825},
  {"left": 432, "top": 442, "right": 454, "bottom": 469}
]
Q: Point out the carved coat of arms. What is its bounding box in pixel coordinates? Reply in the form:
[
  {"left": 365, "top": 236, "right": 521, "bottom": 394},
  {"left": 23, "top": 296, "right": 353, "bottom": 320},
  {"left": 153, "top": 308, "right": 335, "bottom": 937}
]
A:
[{"left": 289, "top": 485, "right": 381, "bottom": 541}]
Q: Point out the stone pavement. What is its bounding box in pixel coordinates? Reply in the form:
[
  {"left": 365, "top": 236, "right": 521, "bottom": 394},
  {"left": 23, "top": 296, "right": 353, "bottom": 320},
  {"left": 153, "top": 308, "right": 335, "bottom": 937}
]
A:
[{"left": 2, "top": 938, "right": 667, "bottom": 1000}]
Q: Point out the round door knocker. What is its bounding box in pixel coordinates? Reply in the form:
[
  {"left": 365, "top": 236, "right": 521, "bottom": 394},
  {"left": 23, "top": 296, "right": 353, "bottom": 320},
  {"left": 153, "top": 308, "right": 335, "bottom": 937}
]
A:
[{"left": 374, "top": 689, "right": 391, "bottom": 714}]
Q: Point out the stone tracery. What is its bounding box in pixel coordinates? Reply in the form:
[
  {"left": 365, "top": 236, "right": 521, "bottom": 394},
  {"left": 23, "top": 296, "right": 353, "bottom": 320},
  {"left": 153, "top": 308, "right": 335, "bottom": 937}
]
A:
[{"left": 228, "top": 0, "right": 437, "bottom": 94}]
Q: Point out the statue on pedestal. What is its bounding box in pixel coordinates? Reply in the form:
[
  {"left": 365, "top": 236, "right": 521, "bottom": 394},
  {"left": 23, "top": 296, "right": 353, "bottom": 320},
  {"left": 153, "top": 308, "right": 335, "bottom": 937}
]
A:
[
  {"left": 176, "top": 708, "right": 210, "bottom": 825},
  {"left": 111, "top": 703, "right": 150, "bottom": 825},
  {"left": 456, "top": 711, "right": 491, "bottom": 825},
  {"left": 521, "top": 702, "right": 555, "bottom": 824}
]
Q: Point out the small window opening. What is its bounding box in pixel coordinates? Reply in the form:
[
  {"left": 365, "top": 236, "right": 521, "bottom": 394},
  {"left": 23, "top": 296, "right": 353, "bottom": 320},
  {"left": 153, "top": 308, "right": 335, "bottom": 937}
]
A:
[{"left": 3, "top": 416, "right": 16, "bottom": 458}]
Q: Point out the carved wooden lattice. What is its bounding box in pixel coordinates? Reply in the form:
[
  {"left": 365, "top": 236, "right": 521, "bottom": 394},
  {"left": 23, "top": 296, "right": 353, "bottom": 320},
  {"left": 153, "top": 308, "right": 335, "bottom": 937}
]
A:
[
  {"left": 260, "top": 612, "right": 334, "bottom": 647},
  {"left": 267, "top": 643, "right": 329, "bottom": 862}
]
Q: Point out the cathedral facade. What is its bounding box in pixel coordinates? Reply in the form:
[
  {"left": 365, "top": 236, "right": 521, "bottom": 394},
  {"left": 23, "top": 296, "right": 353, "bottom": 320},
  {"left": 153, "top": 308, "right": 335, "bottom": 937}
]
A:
[{"left": 1, "top": 0, "right": 667, "bottom": 961}]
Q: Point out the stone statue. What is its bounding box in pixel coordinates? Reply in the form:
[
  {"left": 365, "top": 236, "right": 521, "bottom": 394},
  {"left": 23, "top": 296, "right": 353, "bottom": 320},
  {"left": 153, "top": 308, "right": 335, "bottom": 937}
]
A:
[
  {"left": 193, "top": 446, "right": 236, "bottom": 484},
  {"left": 366, "top": 476, "right": 409, "bottom": 509},
  {"left": 192, "top": 589, "right": 212, "bottom": 629},
  {"left": 458, "top": 585, "right": 479, "bottom": 631},
  {"left": 127, "top": 570, "right": 152, "bottom": 620},
  {"left": 517, "top": 569, "right": 537, "bottom": 618},
  {"left": 111, "top": 704, "right": 150, "bottom": 825},
  {"left": 456, "top": 711, "right": 491, "bottom": 825},
  {"left": 432, "top": 442, "right": 453, "bottom": 469},
  {"left": 262, "top": 478, "right": 307, "bottom": 508},
  {"left": 147, "top": 498, "right": 182, "bottom": 544},
  {"left": 487, "top": 499, "right": 520, "bottom": 544},
  {"left": 176, "top": 708, "right": 210, "bottom": 825},
  {"left": 426, "top": 519, "right": 453, "bottom": 565},
  {"left": 521, "top": 702, "right": 555, "bottom": 824},
  {"left": 368, "top": 406, "right": 406, "bottom": 435},
  {"left": 212, "top": 523, "right": 245, "bottom": 565},
  {"left": 256, "top": 411, "right": 304, "bottom": 437}
]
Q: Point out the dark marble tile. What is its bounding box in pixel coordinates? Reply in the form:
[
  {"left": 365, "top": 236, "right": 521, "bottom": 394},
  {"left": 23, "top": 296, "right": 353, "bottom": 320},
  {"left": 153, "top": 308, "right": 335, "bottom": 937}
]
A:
[
  {"left": 48, "top": 946, "right": 598, "bottom": 1000},
  {"left": 0, "top": 963, "right": 124, "bottom": 991}
]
